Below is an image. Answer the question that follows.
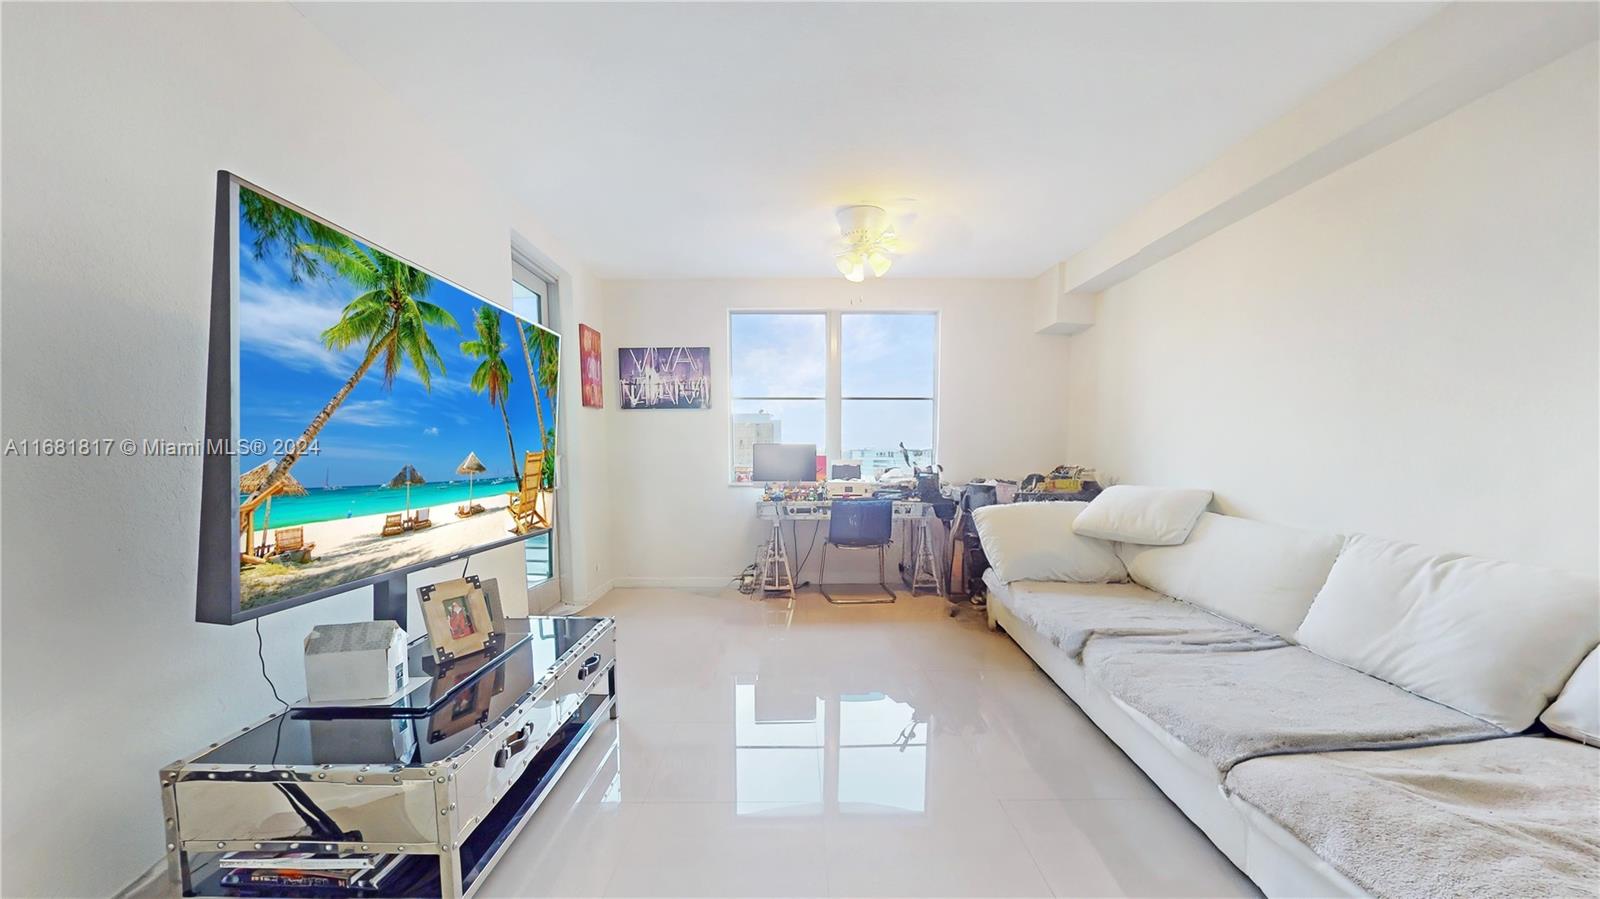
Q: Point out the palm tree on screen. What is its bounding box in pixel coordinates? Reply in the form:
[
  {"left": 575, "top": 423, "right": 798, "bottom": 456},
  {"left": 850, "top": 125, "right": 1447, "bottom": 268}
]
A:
[
  {"left": 523, "top": 322, "right": 560, "bottom": 486},
  {"left": 249, "top": 210, "right": 456, "bottom": 500},
  {"left": 240, "top": 188, "right": 345, "bottom": 283},
  {"left": 462, "top": 307, "right": 520, "bottom": 479}
]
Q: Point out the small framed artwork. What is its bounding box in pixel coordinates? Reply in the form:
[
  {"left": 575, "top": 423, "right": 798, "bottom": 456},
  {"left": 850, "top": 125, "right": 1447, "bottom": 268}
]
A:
[
  {"left": 418, "top": 576, "right": 499, "bottom": 663},
  {"left": 579, "top": 324, "right": 604, "bottom": 408},
  {"left": 618, "top": 346, "right": 711, "bottom": 409}
]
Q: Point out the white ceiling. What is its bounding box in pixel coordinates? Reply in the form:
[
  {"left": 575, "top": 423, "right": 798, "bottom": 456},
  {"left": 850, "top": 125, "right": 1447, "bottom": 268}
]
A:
[{"left": 296, "top": 2, "right": 1442, "bottom": 280}]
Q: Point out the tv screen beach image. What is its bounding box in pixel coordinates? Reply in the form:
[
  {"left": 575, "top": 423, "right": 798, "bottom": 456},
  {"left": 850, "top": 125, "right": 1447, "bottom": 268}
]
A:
[{"left": 233, "top": 186, "right": 558, "bottom": 611}]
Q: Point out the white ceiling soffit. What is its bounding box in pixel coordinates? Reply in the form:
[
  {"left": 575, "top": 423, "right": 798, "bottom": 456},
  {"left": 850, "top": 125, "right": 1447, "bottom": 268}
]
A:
[
  {"left": 295, "top": 2, "right": 1442, "bottom": 279},
  {"left": 1055, "top": 1, "right": 1600, "bottom": 301}
]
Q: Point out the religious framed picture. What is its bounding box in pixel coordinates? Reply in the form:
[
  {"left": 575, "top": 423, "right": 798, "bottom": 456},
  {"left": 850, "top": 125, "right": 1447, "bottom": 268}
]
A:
[
  {"left": 618, "top": 346, "right": 711, "bottom": 409},
  {"left": 417, "top": 575, "right": 499, "bottom": 663},
  {"left": 579, "top": 324, "right": 604, "bottom": 408}
]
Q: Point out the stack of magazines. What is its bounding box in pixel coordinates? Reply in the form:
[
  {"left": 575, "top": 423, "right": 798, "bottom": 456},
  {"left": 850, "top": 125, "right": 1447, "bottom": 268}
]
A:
[{"left": 219, "top": 851, "right": 421, "bottom": 896}]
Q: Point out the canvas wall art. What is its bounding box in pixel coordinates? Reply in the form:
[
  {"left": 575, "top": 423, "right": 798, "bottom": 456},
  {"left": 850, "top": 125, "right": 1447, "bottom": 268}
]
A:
[
  {"left": 618, "top": 346, "right": 711, "bottom": 409},
  {"left": 579, "top": 324, "right": 604, "bottom": 408}
]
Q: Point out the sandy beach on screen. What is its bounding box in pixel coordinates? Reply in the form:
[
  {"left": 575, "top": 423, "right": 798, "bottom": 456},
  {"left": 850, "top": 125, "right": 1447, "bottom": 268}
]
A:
[{"left": 241, "top": 491, "right": 551, "bottom": 609}]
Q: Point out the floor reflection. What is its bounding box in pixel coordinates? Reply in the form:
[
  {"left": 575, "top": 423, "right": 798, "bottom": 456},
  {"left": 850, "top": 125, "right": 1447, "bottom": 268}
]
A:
[
  {"left": 839, "top": 691, "right": 927, "bottom": 813},
  {"left": 732, "top": 677, "right": 929, "bottom": 815}
]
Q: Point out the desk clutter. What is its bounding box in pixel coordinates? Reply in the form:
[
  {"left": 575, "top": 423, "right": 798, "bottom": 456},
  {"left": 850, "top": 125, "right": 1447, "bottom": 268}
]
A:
[
  {"left": 745, "top": 444, "right": 1101, "bottom": 614},
  {"left": 948, "top": 464, "right": 1103, "bottom": 600}
]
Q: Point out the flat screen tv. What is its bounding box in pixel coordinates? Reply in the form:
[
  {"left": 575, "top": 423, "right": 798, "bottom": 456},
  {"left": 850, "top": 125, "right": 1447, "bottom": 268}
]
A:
[{"left": 197, "top": 173, "right": 559, "bottom": 624}]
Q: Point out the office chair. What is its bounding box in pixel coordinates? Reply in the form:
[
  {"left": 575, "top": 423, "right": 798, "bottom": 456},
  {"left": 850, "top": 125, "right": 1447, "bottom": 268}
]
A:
[{"left": 819, "top": 499, "right": 896, "bottom": 604}]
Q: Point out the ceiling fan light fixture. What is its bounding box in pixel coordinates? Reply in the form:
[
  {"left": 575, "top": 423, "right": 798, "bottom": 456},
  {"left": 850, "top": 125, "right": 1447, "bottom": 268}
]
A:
[
  {"left": 867, "top": 250, "right": 893, "bottom": 278},
  {"left": 832, "top": 204, "right": 901, "bottom": 281}
]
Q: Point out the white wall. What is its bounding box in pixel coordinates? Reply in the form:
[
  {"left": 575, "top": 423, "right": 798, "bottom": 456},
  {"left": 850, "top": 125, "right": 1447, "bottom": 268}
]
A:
[
  {"left": 1064, "top": 43, "right": 1599, "bottom": 574},
  {"left": 602, "top": 279, "right": 1070, "bottom": 585},
  {"left": 0, "top": 4, "right": 611, "bottom": 896}
]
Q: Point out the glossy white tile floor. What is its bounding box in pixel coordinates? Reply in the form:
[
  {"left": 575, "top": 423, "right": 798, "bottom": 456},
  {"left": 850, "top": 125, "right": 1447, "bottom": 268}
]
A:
[{"left": 476, "top": 588, "right": 1260, "bottom": 898}]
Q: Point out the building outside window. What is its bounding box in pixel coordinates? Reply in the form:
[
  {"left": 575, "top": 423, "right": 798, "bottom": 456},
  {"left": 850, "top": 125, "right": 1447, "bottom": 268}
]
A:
[
  {"left": 729, "top": 310, "right": 937, "bottom": 482},
  {"left": 729, "top": 312, "right": 827, "bottom": 482}
]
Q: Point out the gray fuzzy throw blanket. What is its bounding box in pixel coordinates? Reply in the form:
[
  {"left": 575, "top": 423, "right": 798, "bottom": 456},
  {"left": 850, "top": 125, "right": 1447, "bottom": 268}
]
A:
[
  {"left": 994, "top": 579, "right": 1279, "bottom": 660},
  {"left": 1082, "top": 643, "right": 1507, "bottom": 773},
  {"left": 1225, "top": 737, "right": 1600, "bottom": 898}
]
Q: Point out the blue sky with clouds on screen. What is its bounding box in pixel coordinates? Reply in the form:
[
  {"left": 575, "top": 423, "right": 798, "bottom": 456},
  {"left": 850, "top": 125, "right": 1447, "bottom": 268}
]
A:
[{"left": 236, "top": 204, "right": 556, "bottom": 487}]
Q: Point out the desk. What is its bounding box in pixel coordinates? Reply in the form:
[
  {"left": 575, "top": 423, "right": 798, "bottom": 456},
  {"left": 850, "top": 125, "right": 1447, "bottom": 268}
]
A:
[{"left": 755, "top": 500, "right": 945, "bottom": 599}]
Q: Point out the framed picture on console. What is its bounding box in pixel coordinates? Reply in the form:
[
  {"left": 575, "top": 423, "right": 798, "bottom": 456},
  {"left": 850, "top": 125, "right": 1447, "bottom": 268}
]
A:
[
  {"left": 428, "top": 665, "right": 505, "bottom": 742},
  {"left": 418, "top": 576, "right": 499, "bottom": 663}
]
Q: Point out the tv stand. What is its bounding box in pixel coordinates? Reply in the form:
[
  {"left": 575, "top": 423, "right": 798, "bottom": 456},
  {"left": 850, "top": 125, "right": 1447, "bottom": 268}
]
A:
[
  {"left": 159, "top": 616, "right": 617, "bottom": 898},
  {"left": 371, "top": 570, "right": 410, "bottom": 631}
]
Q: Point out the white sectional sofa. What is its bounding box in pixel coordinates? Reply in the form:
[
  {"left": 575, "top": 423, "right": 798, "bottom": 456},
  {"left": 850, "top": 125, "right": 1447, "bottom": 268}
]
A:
[{"left": 975, "top": 490, "right": 1599, "bottom": 899}]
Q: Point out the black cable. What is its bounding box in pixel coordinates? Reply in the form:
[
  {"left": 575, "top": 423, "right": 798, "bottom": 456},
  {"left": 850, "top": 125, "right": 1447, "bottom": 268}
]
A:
[
  {"left": 793, "top": 519, "right": 821, "bottom": 585},
  {"left": 256, "top": 617, "right": 291, "bottom": 766},
  {"left": 274, "top": 783, "right": 343, "bottom": 839},
  {"left": 255, "top": 617, "right": 288, "bottom": 709}
]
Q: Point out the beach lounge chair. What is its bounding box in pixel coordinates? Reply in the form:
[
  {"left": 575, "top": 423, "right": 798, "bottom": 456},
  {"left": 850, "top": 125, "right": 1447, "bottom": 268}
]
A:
[
  {"left": 271, "top": 527, "right": 315, "bottom": 562},
  {"left": 507, "top": 451, "right": 551, "bottom": 534},
  {"left": 381, "top": 513, "right": 405, "bottom": 537},
  {"left": 456, "top": 503, "right": 485, "bottom": 518},
  {"left": 409, "top": 508, "right": 433, "bottom": 530}
]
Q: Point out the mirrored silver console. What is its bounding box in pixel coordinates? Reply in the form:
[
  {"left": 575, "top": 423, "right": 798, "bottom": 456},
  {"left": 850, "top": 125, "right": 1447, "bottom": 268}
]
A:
[{"left": 160, "top": 616, "right": 617, "bottom": 898}]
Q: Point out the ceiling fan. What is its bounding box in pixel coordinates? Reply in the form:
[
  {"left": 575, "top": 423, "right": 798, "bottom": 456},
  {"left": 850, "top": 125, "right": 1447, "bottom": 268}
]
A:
[{"left": 832, "top": 204, "right": 907, "bottom": 282}]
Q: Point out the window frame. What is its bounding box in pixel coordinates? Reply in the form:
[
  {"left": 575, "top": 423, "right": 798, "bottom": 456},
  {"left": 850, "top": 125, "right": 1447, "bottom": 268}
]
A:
[
  {"left": 727, "top": 309, "right": 939, "bottom": 485},
  {"left": 510, "top": 254, "right": 551, "bottom": 325},
  {"left": 511, "top": 252, "right": 560, "bottom": 602},
  {"left": 727, "top": 310, "right": 828, "bottom": 484}
]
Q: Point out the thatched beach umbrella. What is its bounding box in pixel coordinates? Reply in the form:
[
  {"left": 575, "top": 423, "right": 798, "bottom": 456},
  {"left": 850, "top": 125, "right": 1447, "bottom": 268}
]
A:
[
  {"left": 387, "top": 464, "right": 427, "bottom": 517},
  {"left": 240, "top": 461, "right": 307, "bottom": 554},
  {"left": 456, "top": 452, "right": 487, "bottom": 509}
]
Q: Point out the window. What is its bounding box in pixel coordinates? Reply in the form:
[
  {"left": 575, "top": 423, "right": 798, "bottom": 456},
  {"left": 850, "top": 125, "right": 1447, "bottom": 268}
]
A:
[
  {"left": 512, "top": 257, "right": 557, "bottom": 597},
  {"left": 729, "top": 313, "right": 827, "bottom": 482},
  {"left": 729, "top": 311, "right": 937, "bottom": 482},
  {"left": 510, "top": 267, "right": 545, "bottom": 325},
  {"left": 841, "top": 312, "right": 936, "bottom": 479}
]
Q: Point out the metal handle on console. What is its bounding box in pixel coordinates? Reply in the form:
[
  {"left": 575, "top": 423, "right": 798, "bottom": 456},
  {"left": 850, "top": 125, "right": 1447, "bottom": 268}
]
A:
[
  {"left": 577, "top": 653, "right": 603, "bottom": 681},
  {"left": 493, "top": 723, "right": 532, "bottom": 768}
]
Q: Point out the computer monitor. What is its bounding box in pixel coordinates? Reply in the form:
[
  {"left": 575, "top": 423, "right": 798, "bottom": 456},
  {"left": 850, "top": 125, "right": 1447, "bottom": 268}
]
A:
[{"left": 752, "top": 443, "right": 818, "bottom": 482}]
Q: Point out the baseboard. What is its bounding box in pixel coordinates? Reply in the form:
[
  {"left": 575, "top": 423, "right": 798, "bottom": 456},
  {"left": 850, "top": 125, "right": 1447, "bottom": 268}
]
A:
[
  {"left": 581, "top": 577, "right": 617, "bottom": 607},
  {"left": 114, "top": 858, "right": 166, "bottom": 899},
  {"left": 611, "top": 576, "right": 733, "bottom": 590}
]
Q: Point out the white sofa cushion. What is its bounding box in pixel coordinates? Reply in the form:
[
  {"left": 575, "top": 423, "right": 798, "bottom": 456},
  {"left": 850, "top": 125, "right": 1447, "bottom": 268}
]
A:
[
  {"left": 972, "top": 501, "right": 1127, "bottom": 584},
  {"left": 1295, "top": 534, "right": 1600, "bottom": 731},
  {"left": 1120, "top": 513, "right": 1344, "bottom": 638},
  {"left": 1540, "top": 646, "right": 1599, "bottom": 745},
  {"left": 1071, "top": 485, "right": 1213, "bottom": 546}
]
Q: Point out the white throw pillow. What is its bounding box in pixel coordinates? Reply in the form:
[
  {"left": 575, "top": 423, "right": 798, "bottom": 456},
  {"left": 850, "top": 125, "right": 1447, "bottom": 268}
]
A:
[
  {"left": 1540, "top": 646, "right": 1599, "bottom": 745},
  {"left": 1120, "top": 512, "right": 1344, "bottom": 638},
  {"left": 1071, "top": 485, "right": 1213, "bottom": 546},
  {"left": 1295, "top": 534, "right": 1600, "bottom": 732},
  {"left": 972, "top": 501, "right": 1127, "bottom": 585}
]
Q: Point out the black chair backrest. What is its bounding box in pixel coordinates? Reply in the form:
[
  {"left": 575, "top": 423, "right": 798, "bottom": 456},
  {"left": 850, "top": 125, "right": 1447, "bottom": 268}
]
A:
[{"left": 828, "top": 499, "right": 894, "bottom": 547}]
